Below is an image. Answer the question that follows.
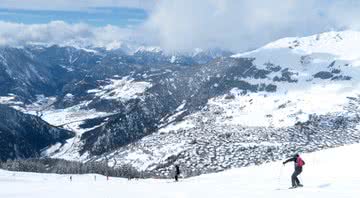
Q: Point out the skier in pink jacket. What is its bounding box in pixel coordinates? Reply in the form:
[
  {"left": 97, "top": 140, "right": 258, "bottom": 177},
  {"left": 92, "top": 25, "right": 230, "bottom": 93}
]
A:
[{"left": 283, "top": 154, "right": 305, "bottom": 188}]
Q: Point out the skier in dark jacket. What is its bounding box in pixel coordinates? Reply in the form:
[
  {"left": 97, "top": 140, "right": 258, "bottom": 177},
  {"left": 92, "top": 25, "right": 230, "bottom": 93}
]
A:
[
  {"left": 283, "top": 154, "right": 305, "bottom": 188},
  {"left": 174, "top": 165, "right": 181, "bottom": 182}
]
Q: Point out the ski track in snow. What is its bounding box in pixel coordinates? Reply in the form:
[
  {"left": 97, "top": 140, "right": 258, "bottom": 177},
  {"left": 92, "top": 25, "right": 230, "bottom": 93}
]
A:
[{"left": 1, "top": 143, "right": 360, "bottom": 198}]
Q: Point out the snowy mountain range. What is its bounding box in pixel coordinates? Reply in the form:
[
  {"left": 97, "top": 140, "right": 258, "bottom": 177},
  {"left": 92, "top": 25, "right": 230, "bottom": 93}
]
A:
[{"left": 2, "top": 30, "right": 360, "bottom": 176}]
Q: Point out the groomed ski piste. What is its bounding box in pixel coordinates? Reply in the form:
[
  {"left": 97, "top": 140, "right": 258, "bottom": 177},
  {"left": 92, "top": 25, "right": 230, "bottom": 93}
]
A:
[{"left": 1, "top": 143, "right": 360, "bottom": 198}]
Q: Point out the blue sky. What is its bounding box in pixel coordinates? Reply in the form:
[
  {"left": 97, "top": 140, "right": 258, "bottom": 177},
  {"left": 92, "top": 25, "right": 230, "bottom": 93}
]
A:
[{"left": 0, "top": 7, "right": 148, "bottom": 27}]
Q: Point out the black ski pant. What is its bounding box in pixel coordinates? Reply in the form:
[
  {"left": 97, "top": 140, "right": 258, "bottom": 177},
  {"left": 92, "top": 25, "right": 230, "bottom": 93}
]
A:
[
  {"left": 291, "top": 167, "right": 302, "bottom": 187},
  {"left": 175, "top": 174, "right": 179, "bottom": 182}
]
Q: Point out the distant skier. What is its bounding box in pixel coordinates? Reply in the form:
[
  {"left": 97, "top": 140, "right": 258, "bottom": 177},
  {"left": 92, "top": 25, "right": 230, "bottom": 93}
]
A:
[
  {"left": 283, "top": 154, "right": 305, "bottom": 188},
  {"left": 174, "top": 165, "right": 181, "bottom": 182},
  {"left": 70, "top": 176, "right": 72, "bottom": 182}
]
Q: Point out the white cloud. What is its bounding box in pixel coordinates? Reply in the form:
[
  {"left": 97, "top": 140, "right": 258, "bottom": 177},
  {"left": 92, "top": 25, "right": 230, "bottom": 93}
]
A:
[
  {"left": 0, "top": 21, "right": 135, "bottom": 50},
  {"left": 143, "top": 0, "right": 360, "bottom": 52}
]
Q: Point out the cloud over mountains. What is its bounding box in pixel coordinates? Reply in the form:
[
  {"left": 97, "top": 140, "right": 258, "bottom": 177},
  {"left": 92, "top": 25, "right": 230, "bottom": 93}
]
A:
[
  {"left": 0, "top": 21, "right": 135, "bottom": 49},
  {"left": 2, "top": 0, "right": 360, "bottom": 52}
]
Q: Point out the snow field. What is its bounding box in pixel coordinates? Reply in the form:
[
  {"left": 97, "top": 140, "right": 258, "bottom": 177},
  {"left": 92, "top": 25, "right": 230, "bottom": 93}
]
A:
[
  {"left": 1, "top": 143, "right": 360, "bottom": 198},
  {"left": 87, "top": 77, "right": 152, "bottom": 102}
]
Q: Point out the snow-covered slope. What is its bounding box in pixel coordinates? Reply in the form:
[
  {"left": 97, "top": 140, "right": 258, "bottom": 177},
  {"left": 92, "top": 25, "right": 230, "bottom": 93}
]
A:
[
  {"left": 1, "top": 143, "right": 360, "bottom": 198},
  {"left": 229, "top": 30, "right": 360, "bottom": 127},
  {"left": 87, "top": 77, "right": 152, "bottom": 102}
]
